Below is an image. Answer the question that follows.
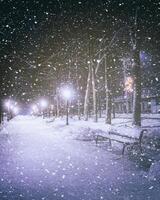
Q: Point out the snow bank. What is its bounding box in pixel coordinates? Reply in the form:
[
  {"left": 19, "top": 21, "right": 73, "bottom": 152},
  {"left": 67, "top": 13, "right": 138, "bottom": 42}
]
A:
[
  {"left": 148, "top": 161, "right": 160, "bottom": 181},
  {"left": 2, "top": 115, "right": 159, "bottom": 200},
  {"left": 41, "top": 116, "right": 160, "bottom": 146},
  {"left": 0, "top": 115, "right": 160, "bottom": 199}
]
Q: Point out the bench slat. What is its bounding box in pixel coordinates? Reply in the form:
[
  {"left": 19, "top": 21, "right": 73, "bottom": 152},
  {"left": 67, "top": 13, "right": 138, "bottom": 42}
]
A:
[{"left": 95, "top": 129, "right": 147, "bottom": 155}]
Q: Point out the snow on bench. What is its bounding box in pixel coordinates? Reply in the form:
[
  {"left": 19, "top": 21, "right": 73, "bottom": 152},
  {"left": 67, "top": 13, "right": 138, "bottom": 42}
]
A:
[{"left": 94, "top": 129, "right": 148, "bottom": 155}]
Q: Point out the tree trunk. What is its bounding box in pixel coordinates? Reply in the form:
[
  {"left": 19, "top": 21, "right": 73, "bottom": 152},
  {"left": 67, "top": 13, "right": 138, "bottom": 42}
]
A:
[
  {"left": 105, "top": 55, "right": 112, "bottom": 124},
  {"left": 91, "top": 66, "right": 98, "bottom": 122},
  {"left": 126, "top": 94, "right": 130, "bottom": 114},
  {"left": 0, "top": 99, "right": 2, "bottom": 124},
  {"left": 77, "top": 99, "right": 81, "bottom": 120},
  {"left": 132, "top": 49, "right": 141, "bottom": 126},
  {"left": 84, "top": 65, "right": 91, "bottom": 121},
  {"left": 132, "top": 8, "right": 141, "bottom": 126},
  {"left": 56, "top": 93, "right": 60, "bottom": 117},
  {"left": 112, "top": 100, "right": 116, "bottom": 118},
  {"left": 98, "top": 95, "right": 102, "bottom": 118},
  {"left": 76, "top": 61, "right": 81, "bottom": 120}
]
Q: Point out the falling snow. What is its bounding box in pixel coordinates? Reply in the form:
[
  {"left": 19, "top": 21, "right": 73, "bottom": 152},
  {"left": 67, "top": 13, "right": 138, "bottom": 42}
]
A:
[{"left": 0, "top": 0, "right": 160, "bottom": 199}]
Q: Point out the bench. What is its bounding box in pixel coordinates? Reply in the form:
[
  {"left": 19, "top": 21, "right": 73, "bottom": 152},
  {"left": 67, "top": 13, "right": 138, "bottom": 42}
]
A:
[{"left": 94, "top": 129, "right": 148, "bottom": 155}]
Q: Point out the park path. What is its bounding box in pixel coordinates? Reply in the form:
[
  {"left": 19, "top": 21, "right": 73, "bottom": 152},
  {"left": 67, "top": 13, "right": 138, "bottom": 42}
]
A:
[{"left": 0, "top": 116, "right": 158, "bottom": 200}]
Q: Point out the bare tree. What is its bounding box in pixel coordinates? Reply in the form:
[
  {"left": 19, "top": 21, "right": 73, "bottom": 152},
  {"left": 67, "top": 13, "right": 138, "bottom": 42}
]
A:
[
  {"left": 84, "top": 64, "right": 92, "bottom": 121},
  {"left": 104, "top": 55, "right": 112, "bottom": 124},
  {"left": 55, "top": 90, "right": 60, "bottom": 117},
  {"left": 91, "top": 65, "right": 98, "bottom": 122},
  {"left": 75, "top": 60, "right": 81, "bottom": 120},
  {"left": 84, "top": 26, "right": 129, "bottom": 123},
  {"left": 132, "top": 50, "right": 141, "bottom": 126}
]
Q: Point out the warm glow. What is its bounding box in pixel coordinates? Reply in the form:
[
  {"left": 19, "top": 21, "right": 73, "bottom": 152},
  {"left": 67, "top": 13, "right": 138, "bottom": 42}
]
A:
[
  {"left": 124, "top": 77, "right": 133, "bottom": 92},
  {"left": 5, "top": 100, "right": 11, "bottom": 109}
]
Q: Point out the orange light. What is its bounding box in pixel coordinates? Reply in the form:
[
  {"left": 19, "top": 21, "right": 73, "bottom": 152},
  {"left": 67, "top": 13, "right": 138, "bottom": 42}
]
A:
[{"left": 124, "top": 77, "right": 133, "bottom": 92}]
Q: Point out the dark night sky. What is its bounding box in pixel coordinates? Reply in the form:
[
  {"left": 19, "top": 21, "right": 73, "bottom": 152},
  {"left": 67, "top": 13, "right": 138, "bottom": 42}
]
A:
[{"left": 0, "top": 0, "right": 160, "bottom": 104}]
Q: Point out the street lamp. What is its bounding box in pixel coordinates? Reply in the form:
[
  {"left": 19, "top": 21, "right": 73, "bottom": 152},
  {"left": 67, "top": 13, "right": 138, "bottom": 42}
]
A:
[
  {"left": 4, "top": 100, "right": 19, "bottom": 119},
  {"left": 61, "top": 87, "right": 72, "bottom": 125},
  {"left": 12, "top": 106, "right": 19, "bottom": 115},
  {"left": 40, "top": 99, "right": 48, "bottom": 108},
  {"left": 5, "top": 100, "right": 12, "bottom": 120},
  {"left": 5, "top": 100, "right": 11, "bottom": 110},
  {"left": 31, "top": 104, "right": 39, "bottom": 115},
  {"left": 39, "top": 99, "right": 48, "bottom": 118}
]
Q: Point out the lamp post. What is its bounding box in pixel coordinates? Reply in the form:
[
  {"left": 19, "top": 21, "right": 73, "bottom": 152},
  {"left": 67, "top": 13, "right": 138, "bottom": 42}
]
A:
[
  {"left": 5, "top": 100, "right": 11, "bottom": 121},
  {"left": 39, "top": 99, "right": 48, "bottom": 118},
  {"left": 5, "top": 100, "right": 19, "bottom": 119},
  {"left": 66, "top": 99, "right": 69, "bottom": 125},
  {"left": 62, "top": 87, "right": 72, "bottom": 125},
  {"left": 31, "top": 104, "right": 39, "bottom": 116}
]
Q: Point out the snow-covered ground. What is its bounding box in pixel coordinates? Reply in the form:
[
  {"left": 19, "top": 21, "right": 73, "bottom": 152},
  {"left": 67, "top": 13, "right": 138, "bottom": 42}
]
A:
[{"left": 0, "top": 115, "right": 160, "bottom": 200}]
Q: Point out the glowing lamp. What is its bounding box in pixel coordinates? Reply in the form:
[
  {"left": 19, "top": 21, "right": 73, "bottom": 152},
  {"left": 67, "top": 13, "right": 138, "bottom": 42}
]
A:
[
  {"left": 32, "top": 104, "right": 39, "bottom": 113},
  {"left": 5, "top": 100, "right": 11, "bottom": 110},
  {"left": 40, "top": 99, "right": 48, "bottom": 109},
  {"left": 12, "top": 107, "right": 19, "bottom": 115},
  {"left": 62, "top": 88, "right": 72, "bottom": 100}
]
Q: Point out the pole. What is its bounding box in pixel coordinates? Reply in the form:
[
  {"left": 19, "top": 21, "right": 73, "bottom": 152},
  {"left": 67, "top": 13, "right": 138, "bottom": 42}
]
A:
[
  {"left": 66, "top": 100, "right": 69, "bottom": 125},
  {"left": 0, "top": 100, "right": 2, "bottom": 124},
  {"left": 7, "top": 107, "right": 10, "bottom": 121},
  {"left": 43, "top": 111, "right": 44, "bottom": 118}
]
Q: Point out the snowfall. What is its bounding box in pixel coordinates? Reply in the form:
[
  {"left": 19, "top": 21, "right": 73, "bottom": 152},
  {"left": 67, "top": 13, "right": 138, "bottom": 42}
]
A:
[{"left": 0, "top": 115, "right": 160, "bottom": 200}]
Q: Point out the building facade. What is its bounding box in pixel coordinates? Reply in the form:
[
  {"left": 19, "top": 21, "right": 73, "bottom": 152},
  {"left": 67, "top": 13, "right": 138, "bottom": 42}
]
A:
[{"left": 114, "top": 88, "right": 160, "bottom": 114}]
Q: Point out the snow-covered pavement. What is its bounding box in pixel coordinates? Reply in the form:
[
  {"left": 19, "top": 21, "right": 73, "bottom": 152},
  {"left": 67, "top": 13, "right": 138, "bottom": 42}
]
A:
[{"left": 0, "top": 116, "right": 159, "bottom": 200}]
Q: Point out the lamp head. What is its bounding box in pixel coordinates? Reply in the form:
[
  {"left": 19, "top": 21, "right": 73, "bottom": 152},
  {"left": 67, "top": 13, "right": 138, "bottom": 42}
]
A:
[
  {"left": 12, "top": 107, "right": 19, "bottom": 115},
  {"left": 62, "top": 88, "right": 72, "bottom": 100},
  {"left": 40, "top": 99, "right": 48, "bottom": 108}
]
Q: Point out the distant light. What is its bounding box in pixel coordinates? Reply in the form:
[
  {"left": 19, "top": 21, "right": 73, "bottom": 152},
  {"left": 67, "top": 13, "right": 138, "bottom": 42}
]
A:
[
  {"left": 97, "top": 59, "right": 101, "bottom": 64},
  {"left": 39, "top": 99, "right": 48, "bottom": 109},
  {"left": 50, "top": 104, "right": 54, "bottom": 110},
  {"left": 31, "top": 104, "right": 39, "bottom": 113},
  {"left": 32, "top": 104, "right": 37, "bottom": 110},
  {"left": 12, "top": 107, "right": 19, "bottom": 115},
  {"left": 10, "top": 105, "right": 14, "bottom": 110},
  {"left": 5, "top": 100, "right": 11, "bottom": 109},
  {"left": 124, "top": 77, "right": 133, "bottom": 93}
]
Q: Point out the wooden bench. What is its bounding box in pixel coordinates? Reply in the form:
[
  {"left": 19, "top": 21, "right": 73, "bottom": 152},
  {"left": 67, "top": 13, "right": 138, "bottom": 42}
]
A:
[{"left": 94, "top": 129, "right": 148, "bottom": 155}]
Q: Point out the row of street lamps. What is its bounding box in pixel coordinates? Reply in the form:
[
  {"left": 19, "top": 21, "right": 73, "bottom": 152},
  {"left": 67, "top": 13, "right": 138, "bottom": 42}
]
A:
[
  {"left": 2, "top": 87, "right": 73, "bottom": 124},
  {"left": 62, "top": 87, "right": 72, "bottom": 125},
  {"left": 4, "top": 100, "right": 19, "bottom": 121},
  {"left": 31, "top": 87, "right": 73, "bottom": 125},
  {"left": 31, "top": 99, "right": 48, "bottom": 118}
]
